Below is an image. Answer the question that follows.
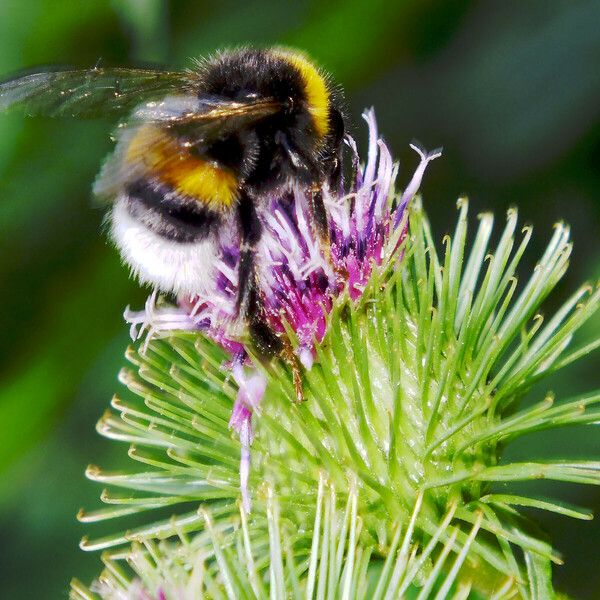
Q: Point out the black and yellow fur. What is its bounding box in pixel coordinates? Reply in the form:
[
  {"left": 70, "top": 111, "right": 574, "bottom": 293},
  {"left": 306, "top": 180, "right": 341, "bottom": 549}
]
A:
[
  {"left": 0, "top": 46, "right": 346, "bottom": 364},
  {"left": 120, "top": 47, "right": 345, "bottom": 323}
]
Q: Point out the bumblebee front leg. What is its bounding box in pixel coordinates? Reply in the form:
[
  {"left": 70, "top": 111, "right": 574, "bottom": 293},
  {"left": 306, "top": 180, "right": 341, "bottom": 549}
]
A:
[
  {"left": 310, "top": 184, "right": 350, "bottom": 285},
  {"left": 310, "top": 105, "right": 345, "bottom": 255}
]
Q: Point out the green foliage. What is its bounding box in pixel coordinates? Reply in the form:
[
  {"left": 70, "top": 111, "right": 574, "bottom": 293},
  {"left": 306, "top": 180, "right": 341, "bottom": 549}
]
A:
[
  {"left": 74, "top": 199, "right": 600, "bottom": 598},
  {"left": 71, "top": 484, "right": 482, "bottom": 600}
]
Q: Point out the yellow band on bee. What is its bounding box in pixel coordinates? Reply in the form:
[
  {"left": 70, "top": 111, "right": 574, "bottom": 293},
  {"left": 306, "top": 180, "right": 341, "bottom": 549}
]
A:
[
  {"left": 125, "top": 125, "right": 238, "bottom": 209},
  {"left": 273, "top": 48, "right": 330, "bottom": 139}
]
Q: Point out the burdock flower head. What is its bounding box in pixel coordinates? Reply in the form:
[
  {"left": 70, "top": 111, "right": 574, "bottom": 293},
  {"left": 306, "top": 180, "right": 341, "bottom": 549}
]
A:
[
  {"left": 77, "top": 109, "right": 600, "bottom": 600},
  {"left": 126, "top": 109, "right": 441, "bottom": 505}
]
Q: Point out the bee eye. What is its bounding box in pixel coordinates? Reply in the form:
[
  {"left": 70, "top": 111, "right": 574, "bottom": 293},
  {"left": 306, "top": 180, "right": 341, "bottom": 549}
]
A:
[{"left": 286, "top": 96, "right": 295, "bottom": 113}]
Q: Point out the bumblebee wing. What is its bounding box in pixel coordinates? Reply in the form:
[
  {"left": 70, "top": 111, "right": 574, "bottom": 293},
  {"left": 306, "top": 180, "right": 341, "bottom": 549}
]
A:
[
  {"left": 131, "top": 94, "right": 282, "bottom": 143},
  {"left": 108, "top": 95, "right": 282, "bottom": 182},
  {"left": 0, "top": 67, "right": 190, "bottom": 118}
]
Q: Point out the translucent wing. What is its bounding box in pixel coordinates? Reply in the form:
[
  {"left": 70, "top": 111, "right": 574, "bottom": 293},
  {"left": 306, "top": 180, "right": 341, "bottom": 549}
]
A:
[
  {"left": 130, "top": 94, "right": 282, "bottom": 140},
  {"left": 0, "top": 67, "right": 191, "bottom": 118},
  {"left": 0, "top": 65, "right": 283, "bottom": 143}
]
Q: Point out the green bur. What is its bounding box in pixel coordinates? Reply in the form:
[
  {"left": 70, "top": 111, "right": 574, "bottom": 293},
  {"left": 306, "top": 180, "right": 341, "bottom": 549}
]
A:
[{"left": 72, "top": 198, "right": 600, "bottom": 599}]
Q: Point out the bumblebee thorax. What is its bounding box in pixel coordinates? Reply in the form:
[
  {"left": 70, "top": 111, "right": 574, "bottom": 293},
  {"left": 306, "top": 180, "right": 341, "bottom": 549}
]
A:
[{"left": 197, "top": 48, "right": 338, "bottom": 193}]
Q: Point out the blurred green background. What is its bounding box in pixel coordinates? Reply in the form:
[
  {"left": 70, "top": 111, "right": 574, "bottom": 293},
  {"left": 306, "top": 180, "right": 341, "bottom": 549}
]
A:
[{"left": 0, "top": 1, "right": 599, "bottom": 598}]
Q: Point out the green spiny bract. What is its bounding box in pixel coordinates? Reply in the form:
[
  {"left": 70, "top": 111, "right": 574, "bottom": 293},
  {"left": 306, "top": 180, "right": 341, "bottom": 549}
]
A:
[{"left": 74, "top": 198, "right": 600, "bottom": 599}]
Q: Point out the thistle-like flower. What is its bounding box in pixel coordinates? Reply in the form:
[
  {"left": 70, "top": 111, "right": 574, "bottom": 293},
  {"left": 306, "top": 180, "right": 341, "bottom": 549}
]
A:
[
  {"left": 74, "top": 111, "right": 600, "bottom": 600},
  {"left": 124, "top": 110, "right": 441, "bottom": 511}
]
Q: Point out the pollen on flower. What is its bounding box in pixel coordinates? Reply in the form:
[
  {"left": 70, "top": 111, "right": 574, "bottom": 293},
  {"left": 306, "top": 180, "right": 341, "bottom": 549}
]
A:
[{"left": 123, "top": 109, "right": 440, "bottom": 509}]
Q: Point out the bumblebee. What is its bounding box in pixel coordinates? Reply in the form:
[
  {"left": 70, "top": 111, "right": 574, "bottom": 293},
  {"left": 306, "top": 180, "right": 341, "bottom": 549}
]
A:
[{"left": 0, "top": 47, "right": 345, "bottom": 343}]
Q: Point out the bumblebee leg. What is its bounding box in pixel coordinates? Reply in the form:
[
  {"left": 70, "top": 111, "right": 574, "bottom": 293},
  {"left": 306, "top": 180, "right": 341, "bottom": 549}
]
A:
[
  {"left": 280, "top": 339, "right": 305, "bottom": 403},
  {"left": 236, "top": 192, "right": 305, "bottom": 400},
  {"left": 236, "top": 191, "right": 288, "bottom": 360},
  {"left": 236, "top": 246, "right": 254, "bottom": 315},
  {"left": 310, "top": 185, "right": 349, "bottom": 283},
  {"left": 310, "top": 187, "right": 329, "bottom": 241},
  {"left": 328, "top": 107, "right": 346, "bottom": 194},
  {"left": 310, "top": 106, "right": 345, "bottom": 267},
  {"left": 310, "top": 185, "right": 333, "bottom": 265},
  {"left": 235, "top": 191, "right": 262, "bottom": 316},
  {"left": 329, "top": 142, "right": 344, "bottom": 192},
  {"left": 247, "top": 290, "right": 283, "bottom": 357}
]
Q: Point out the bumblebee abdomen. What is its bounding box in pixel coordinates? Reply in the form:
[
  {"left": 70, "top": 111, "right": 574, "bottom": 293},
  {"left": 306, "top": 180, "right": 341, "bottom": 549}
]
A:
[
  {"left": 125, "top": 124, "right": 239, "bottom": 211},
  {"left": 125, "top": 178, "right": 222, "bottom": 243}
]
